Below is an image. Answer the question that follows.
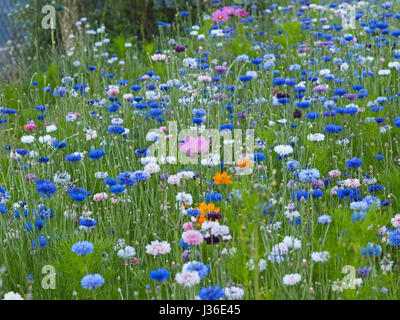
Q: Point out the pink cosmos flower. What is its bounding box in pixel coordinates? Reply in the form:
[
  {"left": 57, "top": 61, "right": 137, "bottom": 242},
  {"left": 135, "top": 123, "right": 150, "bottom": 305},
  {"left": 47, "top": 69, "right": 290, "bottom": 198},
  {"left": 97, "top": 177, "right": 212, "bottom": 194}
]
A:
[
  {"left": 182, "top": 230, "right": 204, "bottom": 245},
  {"left": 222, "top": 6, "right": 235, "bottom": 16},
  {"left": 179, "top": 136, "right": 210, "bottom": 158},
  {"left": 234, "top": 8, "right": 248, "bottom": 18},
  {"left": 211, "top": 9, "right": 229, "bottom": 22}
]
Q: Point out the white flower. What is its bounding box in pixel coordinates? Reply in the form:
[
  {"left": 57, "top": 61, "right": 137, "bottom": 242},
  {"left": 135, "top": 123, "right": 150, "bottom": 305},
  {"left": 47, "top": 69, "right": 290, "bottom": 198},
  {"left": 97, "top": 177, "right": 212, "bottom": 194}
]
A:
[
  {"left": 176, "top": 192, "right": 193, "bottom": 206},
  {"left": 283, "top": 273, "right": 301, "bottom": 286},
  {"left": 307, "top": 133, "right": 325, "bottom": 142},
  {"left": 378, "top": 69, "right": 390, "bottom": 76},
  {"left": 175, "top": 271, "right": 201, "bottom": 287},
  {"left": 167, "top": 174, "right": 181, "bottom": 186},
  {"left": 224, "top": 286, "right": 245, "bottom": 299},
  {"left": 311, "top": 251, "right": 330, "bottom": 263},
  {"left": 53, "top": 172, "right": 71, "bottom": 184},
  {"left": 140, "top": 156, "right": 157, "bottom": 165},
  {"left": 146, "top": 131, "right": 160, "bottom": 142},
  {"left": 38, "top": 135, "right": 52, "bottom": 144},
  {"left": 117, "top": 246, "right": 136, "bottom": 259},
  {"left": 282, "top": 236, "right": 302, "bottom": 250},
  {"left": 274, "top": 145, "right": 293, "bottom": 156},
  {"left": 46, "top": 125, "right": 57, "bottom": 133},
  {"left": 21, "top": 135, "right": 35, "bottom": 144},
  {"left": 144, "top": 163, "right": 160, "bottom": 175},
  {"left": 95, "top": 172, "right": 108, "bottom": 179},
  {"left": 391, "top": 214, "right": 400, "bottom": 228},
  {"left": 246, "top": 259, "right": 267, "bottom": 271},
  {"left": 3, "top": 291, "right": 23, "bottom": 300}
]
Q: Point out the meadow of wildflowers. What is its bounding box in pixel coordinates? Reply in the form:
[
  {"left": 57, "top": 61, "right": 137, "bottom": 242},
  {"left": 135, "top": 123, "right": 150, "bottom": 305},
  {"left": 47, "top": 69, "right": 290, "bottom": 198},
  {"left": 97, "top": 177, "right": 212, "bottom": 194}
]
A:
[{"left": 2, "top": 0, "right": 400, "bottom": 301}]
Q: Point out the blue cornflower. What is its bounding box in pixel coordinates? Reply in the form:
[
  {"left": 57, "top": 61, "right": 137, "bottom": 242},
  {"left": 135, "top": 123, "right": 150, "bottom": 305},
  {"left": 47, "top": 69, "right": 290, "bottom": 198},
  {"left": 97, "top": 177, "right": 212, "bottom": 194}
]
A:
[
  {"left": 363, "top": 195, "right": 381, "bottom": 209},
  {"left": 110, "top": 185, "right": 125, "bottom": 194},
  {"left": 71, "top": 241, "right": 94, "bottom": 256},
  {"left": 186, "top": 209, "right": 201, "bottom": 217},
  {"left": 395, "top": 117, "right": 400, "bottom": 128},
  {"left": 65, "top": 153, "right": 82, "bottom": 162},
  {"left": 52, "top": 139, "right": 66, "bottom": 149},
  {"left": 368, "top": 184, "right": 384, "bottom": 192},
  {"left": 81, "top": 274, "right": 105, "bottom": 289},
  {"left": 253, "top": 152, "right": 266, "bottom": 162},
  {"left": 351, "top": 211, "right": 367, "bottom": 222},
  {"left": 298, "top": 168, "right": 320, "bottom": 182},
  {"left": 103, "top": 177, "right": 117, "bottom": 186},
  {"left": 198, "top": 286, "right": 224, "bottom": 300},
  {"left": 32, "top": 235, "right": 47, "bottom": 249},
  {"left": 132, "top": 171, "right": 149, "bottom": 182},
  {"left": 357, "top": 266, "right": 371, "bottom": 277},
  {"left": 179, "top": 238, "right": 190, "bottom": 249},
  {"left": 88, "top": 149, "right": 105, "bottom": 160},
  {"left": 0, "top": 204, "right": 7, "bottom": 214},
  {"left": 67, "top": 188, "right": 88, "bottom": 202},
  {"left": 286, "top": 160, "right": 300, "bottom": 171},
  {"left": 389, "top": 229, "right": 400, "bottom": 247},
  {"left": 118, "top": 171, "right": 135, "bottom": 186},
  {"left": 149, "top": 268, "right": 170, "bottom": 282},
  {"left": 79, "top": 217, "right": 97, "bottom": 228},
  {"left": 0, "top": 186, "right": 11, "bottom": 203},
  {"left": 205, "top": 192, "right": 222, "bottom": 203},
  {"left": 318, "top": 215, "right": 332, "bottom": 224},
  {"left": 312, "top": 190, "right": 323, "bottom": 198},
  {"left": 291, "top": 190, "right": 309, "bottom": 201},
  {"left": 36, "top": 180, "right": 57, "bottom": 198},
  {"left": 185, "top": 262, "right": 210, "bottom": 279},
  {"left": 346, "top": 157, "right": 363, "bottom": 168},
  {"left": 324, "top": 124, "right": 343, "bottom": 133}
]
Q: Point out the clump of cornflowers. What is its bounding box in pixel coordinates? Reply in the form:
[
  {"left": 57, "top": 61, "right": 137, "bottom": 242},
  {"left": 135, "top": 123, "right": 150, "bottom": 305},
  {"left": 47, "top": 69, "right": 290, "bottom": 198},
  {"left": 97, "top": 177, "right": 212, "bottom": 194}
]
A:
[{"left": 360, "top": 243, "right": 382, "bottom": 258}]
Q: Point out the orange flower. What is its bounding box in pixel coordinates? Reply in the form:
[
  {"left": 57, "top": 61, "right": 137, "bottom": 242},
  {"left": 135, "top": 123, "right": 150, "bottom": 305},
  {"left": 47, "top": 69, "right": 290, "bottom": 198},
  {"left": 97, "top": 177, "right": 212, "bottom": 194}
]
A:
[
  {"left": 213, "top": 171, "right": 232, "bottom": 185},
  {"left": 236, "top": 158, "right": 253, "bottom": 168},
  {"left": 195, "top": 202, "right": 220, "bottom": 227}
]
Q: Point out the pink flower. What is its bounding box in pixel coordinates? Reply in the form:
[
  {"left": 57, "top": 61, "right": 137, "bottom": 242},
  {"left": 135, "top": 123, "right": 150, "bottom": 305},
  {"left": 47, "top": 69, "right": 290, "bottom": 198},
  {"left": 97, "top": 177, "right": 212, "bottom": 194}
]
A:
[
  {"left": 24, "top": 124, "right": 37, "bottom": 131},
  {"left": 25, "top": 174, "right": 37, "bottom": 182},
  {"left": 234, "top": 8, "right": 248, "bottom": 18},
  {"left": 93, "top": 192, "right": 108, "bottom": 202},
  {"left": 182, "top": 230, "right": 204, "bottom": 245},
  {"left": 179, "top": 136, "right": 210, "bottom": 158},
  {"left": 328, "top": 170, "right": 341, "bottom": 178},
  {"left": 211, "top": 9, "right": 229, "bottom": 22},
  {"left": 222, "top": 6, "right": 235, "bottom": 16},
  {"left": 146, "top": 240, "right": 171, "bottom": 256},
  {"left": 159, "top": 126, "right": 167, "bottom": 133},
  {"left": 183, "top": 222, "right": 194, "bottom": 231}
]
